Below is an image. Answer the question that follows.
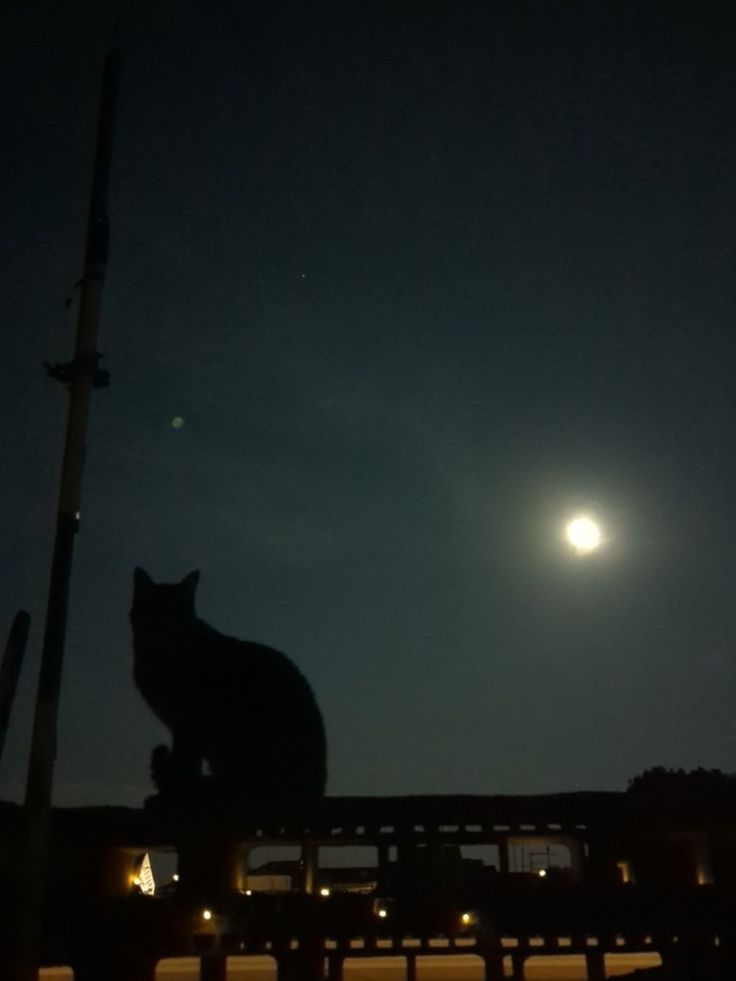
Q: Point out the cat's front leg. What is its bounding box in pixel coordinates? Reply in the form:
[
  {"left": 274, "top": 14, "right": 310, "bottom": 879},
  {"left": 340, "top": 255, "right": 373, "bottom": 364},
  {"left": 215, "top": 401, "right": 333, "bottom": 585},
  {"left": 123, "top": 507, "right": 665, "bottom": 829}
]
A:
[
  {"left": 169, "top": 730, "right": 204, "bottom": 787},
  {"left": 151, "top": 734, "right": 203, "bottom": 795}
]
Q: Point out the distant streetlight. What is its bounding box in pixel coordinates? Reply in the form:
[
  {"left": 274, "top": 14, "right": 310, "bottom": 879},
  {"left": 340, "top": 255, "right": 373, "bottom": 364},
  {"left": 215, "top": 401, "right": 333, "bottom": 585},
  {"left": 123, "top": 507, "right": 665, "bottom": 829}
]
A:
[{"left": 565, "top": 514, "right": 603, "bottom": 555}]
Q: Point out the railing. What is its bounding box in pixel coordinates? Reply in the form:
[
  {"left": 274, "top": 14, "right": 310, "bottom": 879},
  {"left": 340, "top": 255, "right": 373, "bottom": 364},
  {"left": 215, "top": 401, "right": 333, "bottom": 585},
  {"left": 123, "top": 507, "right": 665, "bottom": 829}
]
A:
[{"left": 2, "top": 792, "right": 735, "bottom": 980}]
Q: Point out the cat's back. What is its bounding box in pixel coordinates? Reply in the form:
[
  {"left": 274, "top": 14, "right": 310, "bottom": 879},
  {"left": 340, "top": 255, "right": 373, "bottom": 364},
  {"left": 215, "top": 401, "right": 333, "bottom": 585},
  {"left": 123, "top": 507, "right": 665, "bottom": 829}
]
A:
[{"left": 203, "top": 629, "right": 322, "bottom": 709}]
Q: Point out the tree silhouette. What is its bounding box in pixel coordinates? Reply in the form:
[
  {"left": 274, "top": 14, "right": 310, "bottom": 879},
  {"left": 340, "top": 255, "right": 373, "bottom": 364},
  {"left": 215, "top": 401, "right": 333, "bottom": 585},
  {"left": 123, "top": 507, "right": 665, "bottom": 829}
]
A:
[{"left": 627, "top": 766, "right": 736, "bottom": 802}]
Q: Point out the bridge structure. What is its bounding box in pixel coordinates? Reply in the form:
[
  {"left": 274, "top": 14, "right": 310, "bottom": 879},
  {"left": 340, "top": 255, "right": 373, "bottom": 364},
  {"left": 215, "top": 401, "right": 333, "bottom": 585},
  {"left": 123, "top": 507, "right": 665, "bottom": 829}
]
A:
[{"left": 1, "top": 790, "right": 735, "bottom": 980}]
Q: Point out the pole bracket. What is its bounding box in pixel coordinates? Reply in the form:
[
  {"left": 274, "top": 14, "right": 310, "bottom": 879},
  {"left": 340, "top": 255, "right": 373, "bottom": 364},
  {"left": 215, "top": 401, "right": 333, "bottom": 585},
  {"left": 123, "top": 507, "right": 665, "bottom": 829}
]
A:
[{"left": 44, "top": 352, "right": 110, "bottom": 389}]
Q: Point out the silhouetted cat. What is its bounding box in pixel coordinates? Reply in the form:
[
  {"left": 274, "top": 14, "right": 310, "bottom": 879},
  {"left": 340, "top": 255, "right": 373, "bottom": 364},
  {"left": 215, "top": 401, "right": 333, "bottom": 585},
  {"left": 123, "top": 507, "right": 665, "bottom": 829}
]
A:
[{"left": 130, "top": 568, "right": 327, "bottom": 801}]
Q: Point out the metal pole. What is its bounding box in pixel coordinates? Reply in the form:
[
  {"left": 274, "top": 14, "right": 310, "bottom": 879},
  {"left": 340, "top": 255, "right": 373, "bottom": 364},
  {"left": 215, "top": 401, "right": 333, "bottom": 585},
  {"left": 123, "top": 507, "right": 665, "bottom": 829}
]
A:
[
  {"left": 7, "top": 49, "right": 119, "bottom": 981},
  {"left": 0, "top": 611, "right": 30, "bottom": 765}
]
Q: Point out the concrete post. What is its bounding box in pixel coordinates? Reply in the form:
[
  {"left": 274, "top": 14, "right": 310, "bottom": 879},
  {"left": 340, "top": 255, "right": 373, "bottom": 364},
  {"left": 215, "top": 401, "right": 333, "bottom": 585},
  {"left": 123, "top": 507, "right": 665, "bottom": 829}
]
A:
[{"left": 7, "top": 50, "right": 118, "bottom": 981}]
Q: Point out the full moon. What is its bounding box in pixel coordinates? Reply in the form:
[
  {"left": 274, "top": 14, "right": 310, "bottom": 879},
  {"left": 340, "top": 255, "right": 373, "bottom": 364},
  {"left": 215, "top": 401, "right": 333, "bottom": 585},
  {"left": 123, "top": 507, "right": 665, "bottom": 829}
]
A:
[{"left": 565, "top": 514, "right": 603, "bottom": 554}]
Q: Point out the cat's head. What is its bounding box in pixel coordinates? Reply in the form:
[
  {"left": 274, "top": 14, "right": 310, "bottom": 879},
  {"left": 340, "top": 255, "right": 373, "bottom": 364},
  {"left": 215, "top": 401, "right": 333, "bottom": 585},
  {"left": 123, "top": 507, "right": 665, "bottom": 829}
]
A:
[{"left": 130, "top": 567, "right": 200, "bottom": 634}]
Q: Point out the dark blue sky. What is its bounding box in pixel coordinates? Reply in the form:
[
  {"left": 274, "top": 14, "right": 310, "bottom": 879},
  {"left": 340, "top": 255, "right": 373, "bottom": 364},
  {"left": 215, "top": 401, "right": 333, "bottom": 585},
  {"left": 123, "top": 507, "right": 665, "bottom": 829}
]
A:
[{"left": 3, "top": 0, "right": 736, "bottom": 806}]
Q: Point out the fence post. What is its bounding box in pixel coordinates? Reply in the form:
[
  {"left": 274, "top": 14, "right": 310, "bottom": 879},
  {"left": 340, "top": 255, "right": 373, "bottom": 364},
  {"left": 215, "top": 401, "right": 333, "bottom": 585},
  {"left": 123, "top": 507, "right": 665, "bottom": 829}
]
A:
[
  {"left": 584, "top": 948, "right": 606, "bottom": 981},
  {"left": 511, "top": 950, "right": 526, "bottom": 980},
  {"left": 483, "top": 951, "right": 506, "bottom": 980}
]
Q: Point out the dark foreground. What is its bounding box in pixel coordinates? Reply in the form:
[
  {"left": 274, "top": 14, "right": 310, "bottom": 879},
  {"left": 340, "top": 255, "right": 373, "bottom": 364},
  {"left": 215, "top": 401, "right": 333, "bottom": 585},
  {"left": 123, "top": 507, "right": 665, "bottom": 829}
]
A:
[{"left": 5, "top": 792, "right": 736, "bottom": 980}]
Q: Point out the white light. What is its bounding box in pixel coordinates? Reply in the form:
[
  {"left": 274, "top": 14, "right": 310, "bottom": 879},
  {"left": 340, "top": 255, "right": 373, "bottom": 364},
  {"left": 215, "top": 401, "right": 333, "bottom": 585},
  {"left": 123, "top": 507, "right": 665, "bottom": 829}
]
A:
[
  {"left": 538, "top": 868, "right": 547, "bottom": 878},
  {"left": 377, "top": 908, "right": 388, "bottom": 919},
  {"left": 172, "top": 874, "right": 180, "bottom": 882},
  {"left": 319, "top": 887, "right": 331, "bottom": 897},
  {"left": 202, "top": 909, "right": 213, "bottom": 921},
  {"left": 565, "top": 515, "right": 602, "bottom": 554},
  {"left": 461, "top": 912, "right": 472, "bottom": 925}
]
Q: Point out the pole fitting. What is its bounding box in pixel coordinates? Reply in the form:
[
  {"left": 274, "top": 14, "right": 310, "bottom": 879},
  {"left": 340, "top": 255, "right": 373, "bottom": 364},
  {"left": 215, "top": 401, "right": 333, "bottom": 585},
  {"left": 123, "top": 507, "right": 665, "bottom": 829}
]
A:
[{"left": 44, "top": 352, "right": 110, "bottom": 389}]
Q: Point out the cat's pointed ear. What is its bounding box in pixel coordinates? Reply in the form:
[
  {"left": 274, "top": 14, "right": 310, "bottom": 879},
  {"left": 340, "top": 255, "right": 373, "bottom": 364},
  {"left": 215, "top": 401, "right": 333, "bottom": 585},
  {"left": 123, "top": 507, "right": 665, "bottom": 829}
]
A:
[
  {"left": 134, "top": 567, "right": 154, "bottom": 590},
  {"left": 181, "top": 570, "right": 200, "bottom": 592}
]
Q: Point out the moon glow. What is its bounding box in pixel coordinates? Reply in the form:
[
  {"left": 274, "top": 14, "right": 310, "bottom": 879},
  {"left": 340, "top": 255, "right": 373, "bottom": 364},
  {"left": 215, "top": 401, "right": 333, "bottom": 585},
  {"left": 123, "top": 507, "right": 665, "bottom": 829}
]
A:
[{"left": 565, "top": 514, "right": 602, "bottom": 554}]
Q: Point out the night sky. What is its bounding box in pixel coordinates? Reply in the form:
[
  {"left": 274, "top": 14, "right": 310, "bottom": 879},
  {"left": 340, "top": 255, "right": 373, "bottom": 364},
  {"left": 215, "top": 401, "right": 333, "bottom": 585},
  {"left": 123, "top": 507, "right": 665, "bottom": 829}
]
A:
[{"left": 3, "top": 0, "right": 736, "bottom": 808}]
